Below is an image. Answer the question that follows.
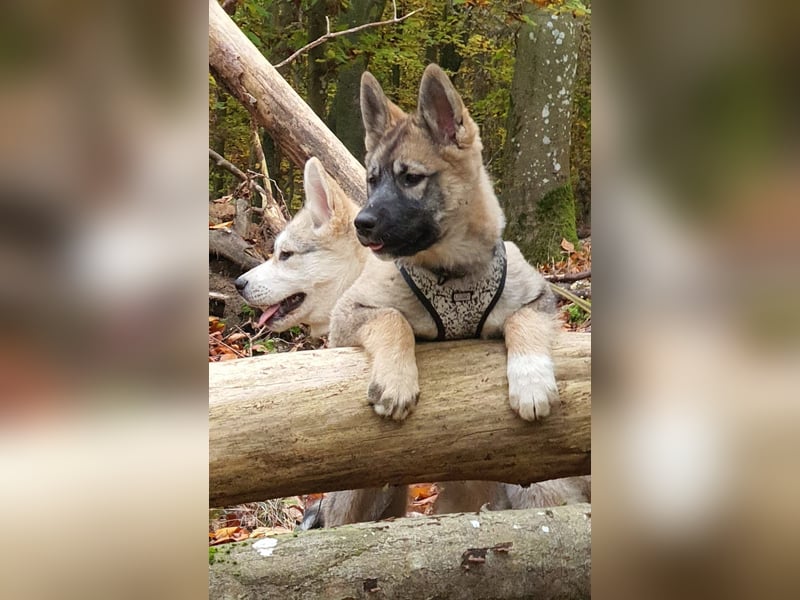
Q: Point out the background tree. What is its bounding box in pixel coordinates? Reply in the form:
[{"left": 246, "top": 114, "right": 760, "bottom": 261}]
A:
[
  {"left": 210, "top": 0, "right": 591, "bottom": 256},
  {"left": 501, "top": 5, "right": 583, "bottom": 265},
  {"left": 327, "top": 0, "right": 388, "bottom": 158}
]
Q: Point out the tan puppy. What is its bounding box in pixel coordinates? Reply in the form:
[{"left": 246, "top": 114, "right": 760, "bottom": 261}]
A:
[
  {"left": 330, "top": 63, "right": 559, "bottom": 422},
  {"left": 320, "top": 65, "right": 564, "bottom": 526}
]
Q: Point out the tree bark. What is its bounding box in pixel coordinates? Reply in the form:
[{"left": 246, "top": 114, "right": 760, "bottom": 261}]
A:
[
  {"left": 209, "top": 504, "right": 592, "bottom": 600},
  {"left": 208, "top": 0, "right": 367, "bottom": 205},
  {"left": 571, "top": 14, "right": 591, "bottom": 237},
  {"left": 501, "top": 9, "right": 582, "bottom": 265},
  {"left": 209, "top": 228, "right": 262, "bottom": 271},
  {"left": 209, "top": 333, "right": 590, "bottom": 507}
]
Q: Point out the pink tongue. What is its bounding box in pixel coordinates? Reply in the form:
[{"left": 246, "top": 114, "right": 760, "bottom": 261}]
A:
[
  {"left": 369, "top": 242, "right": 384, "bottom": 251},
  {"left": 257, "top": 304, "right": 281, "bottom": 327}
]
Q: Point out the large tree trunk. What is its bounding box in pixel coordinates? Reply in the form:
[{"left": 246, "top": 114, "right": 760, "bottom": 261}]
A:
[
  {"left": 209, "top": 504, "right": 591, "bottom": 600},
  {"left": 501, "top": 9, "right": 582, "bottom": 265},
  {"left": 209, "top": 333, "right": 590, "bottom": 507},
  {"left": 328, "top": 0, "right": 387, "bottom": 159},
  {"left": 572, "top": 14, "right": 591, "bottom": 237},
  {"left": 208, "top": 0, "right": 367, "bottom": 205}
]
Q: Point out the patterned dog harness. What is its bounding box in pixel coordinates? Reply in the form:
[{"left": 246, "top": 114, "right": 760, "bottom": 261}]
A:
[{"left": 397, "top": 241, "right": 507, "bottom": 340}]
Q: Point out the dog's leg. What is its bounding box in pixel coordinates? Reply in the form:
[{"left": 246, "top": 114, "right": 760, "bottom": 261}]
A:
[
  {"left": 505, "top": 476, "right": 591, "bottom": 508},
  {"left": 322, "top": 486, "right": 408, "bottom": 527},
  {"left": 331, "top": 304, "right": 419, "bottom": 420},
  {"left": 433, "top": 481, "right": 511, "bottom": 514},
  {"left": 503, "top": 304, "right": 560, "bottom": 421}
]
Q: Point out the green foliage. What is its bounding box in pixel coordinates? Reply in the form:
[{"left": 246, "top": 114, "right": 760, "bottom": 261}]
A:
[
  {"left": 240, "top": 304, "right": 256, "bottom": 319},
  {"left": 250, "top": 339, "right": 276, "bottom": 354},
  {"left": 566, "top": 303, "right": 588, "bottom": 325},
  {"left": 210, "top": 0, "right": 590, "bottom": 228}
]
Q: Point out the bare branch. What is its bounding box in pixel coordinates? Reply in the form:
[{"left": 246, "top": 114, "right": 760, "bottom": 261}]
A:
[
  {"left": 545, "top": 269, "right": 591, "bottom": 283},
  {"left": 550, "top": 283, "right": 592, "bottom": 313},
  {"left": 552, "top": 283, "right": 591, "bottom": 300},
  {"left": 274, "top": 5, "right": 423, "bottom": 70},
  {"left": 208, "top": 148, "right": 268, "bottom": 199}
]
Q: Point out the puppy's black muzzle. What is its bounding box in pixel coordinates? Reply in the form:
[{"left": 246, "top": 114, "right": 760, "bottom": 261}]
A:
[
  {"left": 355, "top": 179, "right": 441, "bottom": 256},
  {"left": 353, "top": 208, "right": 381, "bottom": 245}
]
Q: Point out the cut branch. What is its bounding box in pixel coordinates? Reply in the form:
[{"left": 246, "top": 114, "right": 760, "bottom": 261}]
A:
[
  {"left": 209, "top": 0, "right": 367, "bottom": 205},
  {"left": 209, "top": 228, "right": 262, "bottom": 271},
  {"left": 209, "top": 505, "right": 591, "bottom": 600},
  {"left": 274, "top": 1, "right": 423, "bottom": 69},
  {"left": 209, "top": 333, "right": 590, "bottom": 507}
]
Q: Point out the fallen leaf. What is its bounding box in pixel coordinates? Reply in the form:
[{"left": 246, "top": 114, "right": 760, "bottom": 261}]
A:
[
  {"left": 560, "top": 238, "right": 575, "bottom": 253},
  {"left": 409, "top": 483, "right": 438, "bottom": 501},
  {"left": 210, "top": 221, "right": 234, "bottom": 230}
]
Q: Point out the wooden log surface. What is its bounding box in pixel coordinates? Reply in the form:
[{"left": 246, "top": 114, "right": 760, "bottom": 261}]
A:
[
  {"left": 208, "top": 0, "right": 367, "bottom": 206},
  {"left": 209, "top": 228, "right": 262, "bottom": 271},
  {"left": 210, "top": 333, "right": 590, "bottom": 507},
  {"left": 209, "top": 504, "right": 592, "bottom": 600}
]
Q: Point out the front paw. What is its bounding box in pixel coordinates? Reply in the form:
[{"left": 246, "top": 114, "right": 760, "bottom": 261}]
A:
[
  {"left": 507, "top": 353, "right": 559, "bottom": 421},
  {"left": 367, "top": 365, "right": 420, "bottom": 421}
]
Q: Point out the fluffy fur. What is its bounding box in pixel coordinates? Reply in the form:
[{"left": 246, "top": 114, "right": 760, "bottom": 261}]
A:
[
  {"left": 321, "top": 64, "right": 566, "bottom": 527},
  {"left": 234, "top": 158, "right": 367, "bottom": 337}
]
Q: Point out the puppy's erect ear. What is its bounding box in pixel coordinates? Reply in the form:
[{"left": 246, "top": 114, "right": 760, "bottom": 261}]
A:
[
  {"left": 303, "top": 157, "right": 335, "bottom": 228},
  {"left": 418, "top": 63, "right": 466, "bottom": 146},
  {"left": 360, "top": 72, "right": 405, "bottom": 153}
]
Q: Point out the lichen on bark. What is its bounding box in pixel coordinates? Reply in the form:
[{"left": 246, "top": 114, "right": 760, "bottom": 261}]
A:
[{"left": 499, "top": 7, "right": 584, "bottom": 266}]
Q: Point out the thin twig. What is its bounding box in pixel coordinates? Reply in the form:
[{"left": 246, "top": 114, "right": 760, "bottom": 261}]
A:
[
  {"left": 551, "top": 284, "right": 591, "bottom": 300},
  {"left": 274, "top": 1, "right": 423, "bottom": 69},
  {"left": 545, "top": 269, "right": 591, "bottom": 283},
  {"left": 209, "top": 148, "right": 268, "bottom": 198},
  {"left": 210, "top": 333, "right": 248, "bottom": 359},
  {"left": 549, "top": 283, "right": 592, "bottom": 314},
  {"left": 246, "top": 170, "right": 291, "bottom": 218}
]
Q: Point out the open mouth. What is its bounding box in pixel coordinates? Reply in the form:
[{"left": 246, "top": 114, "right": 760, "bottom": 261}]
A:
[
  {"left": 355, "top": 232, "right": 385, "bottom": 253},
  {"left": 256, "top": 293, "right": 306, "bottom": 328}
]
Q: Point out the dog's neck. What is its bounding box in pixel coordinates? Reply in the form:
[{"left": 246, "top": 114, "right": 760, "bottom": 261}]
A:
[
  {"left": 398, "top": 226, "right": 499, "bottom": 278},
  {"left": 402, "top": 178, "right": 505, "bottom": 277}
]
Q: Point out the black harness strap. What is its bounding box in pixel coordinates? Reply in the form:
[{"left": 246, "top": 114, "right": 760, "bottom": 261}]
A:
[
  {"left": 474, "top": 252, "right": 507, "bottom": 338},
  {"left": 398, "top": 265, "right": 446, "bottom": 340}
]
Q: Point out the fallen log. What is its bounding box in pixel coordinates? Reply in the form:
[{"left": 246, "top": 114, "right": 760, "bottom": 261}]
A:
[
  {"left": 208, "top": 0, "right": 367, "bottom": 205},
  {"left": 210, "top": 333, "right": 590, "bottom": 507},
  {"left": 209, "top": 504, "right": 592, "bottom": 600},
  {"left": 209, "top": 228, "right": 262, "bottom": 271}
]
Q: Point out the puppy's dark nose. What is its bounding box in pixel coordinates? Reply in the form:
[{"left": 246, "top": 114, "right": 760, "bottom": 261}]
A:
[
  {"left": 234, "top": 276, "right": 248, "bottom": 292},
  {"left": 354, "top": 211, "right": 377, "bottom": 234}
]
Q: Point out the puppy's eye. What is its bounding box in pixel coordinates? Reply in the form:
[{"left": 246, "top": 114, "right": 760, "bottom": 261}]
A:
[
  {"left": 278, "top": 250, "right": 294, "bottom": 261},
  {"left": 367, "top": 173, "right": 378, "bottom": 186},
  {"left": 403, "top": 173, "right": 426, "bottom": 187}
]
